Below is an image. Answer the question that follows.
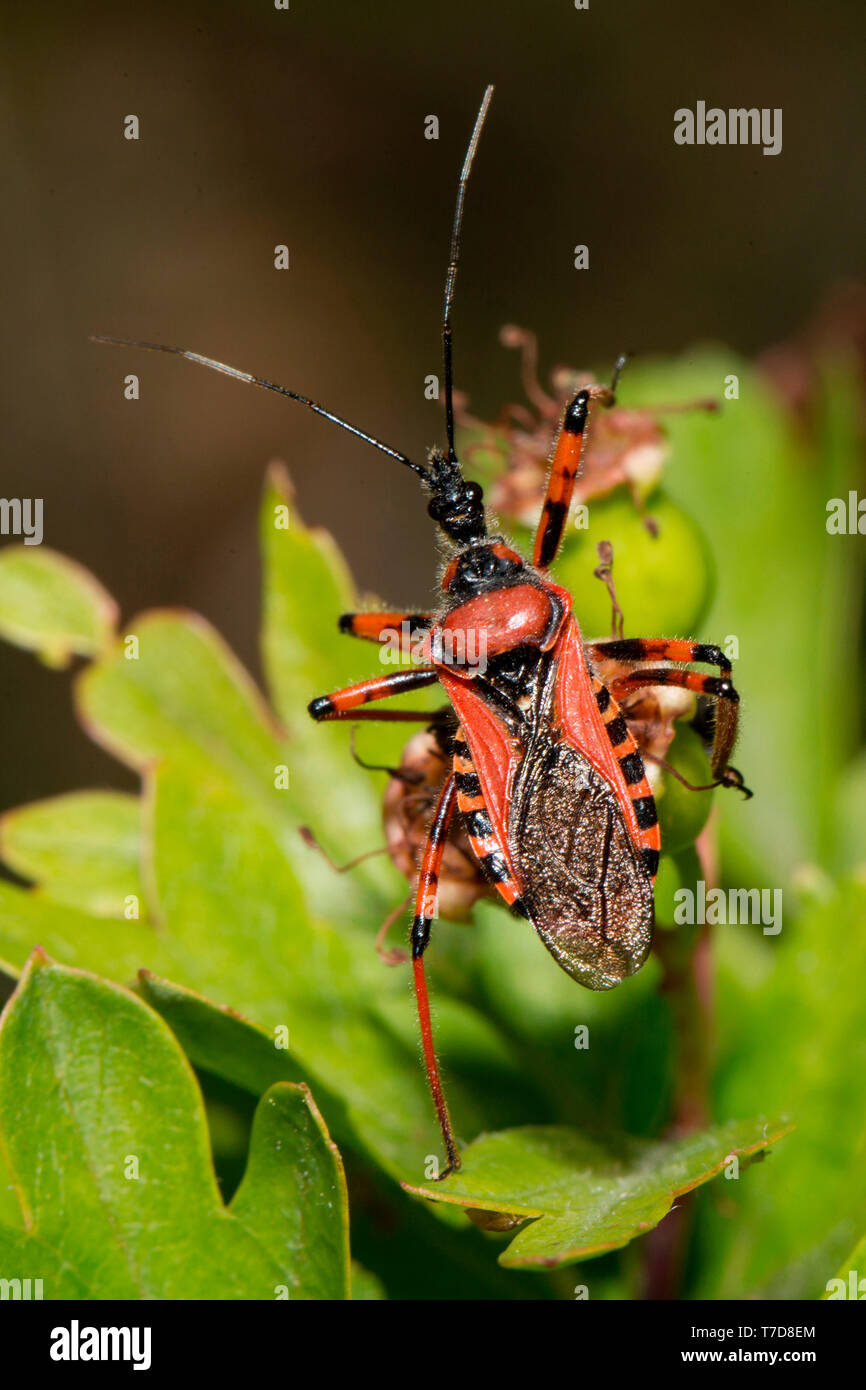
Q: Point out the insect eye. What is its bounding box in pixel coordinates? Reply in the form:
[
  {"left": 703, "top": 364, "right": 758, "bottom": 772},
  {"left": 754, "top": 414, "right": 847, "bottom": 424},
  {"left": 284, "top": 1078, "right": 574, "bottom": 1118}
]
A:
[{"left": 464, "top": 481, "right": 483, "bottom": 504}]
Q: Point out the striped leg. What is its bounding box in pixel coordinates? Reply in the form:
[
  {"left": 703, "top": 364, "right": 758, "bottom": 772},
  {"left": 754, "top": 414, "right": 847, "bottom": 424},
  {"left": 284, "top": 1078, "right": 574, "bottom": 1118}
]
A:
[
  {"left": 338, "top": 611, "right": 433, "bottom": 647},
  {"left": 308, "top": 667, "right": 438, "bottom": 721},
  {"left": 587, "top": 637, "right": 733, "bottom": 674},
  {"left": 533, "top": 389, "right": 591, "bottom": 569},
  {"left": 609, "top": 668, "right": 741, "bottom": 787},
  {"left": 533, "top": 365, "right": 624, "bottom": 571},
  {"left": 593, "top": 679, "right": 661, "bottom": 879},
  {"left": 451, "top": 729, "right": 529, "bottom": 914},
  {"left": 587, "top": 638, "right": 742, "bottom": 788},
  {"left": 410, "top": 773, "right": 461, "bottom": 1177}
]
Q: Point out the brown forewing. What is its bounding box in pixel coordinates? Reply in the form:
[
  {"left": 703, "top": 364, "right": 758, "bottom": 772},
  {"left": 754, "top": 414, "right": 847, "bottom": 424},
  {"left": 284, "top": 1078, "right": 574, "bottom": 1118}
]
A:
[{"left": 510, "top": 737, "right": 654, "bottom": 990}]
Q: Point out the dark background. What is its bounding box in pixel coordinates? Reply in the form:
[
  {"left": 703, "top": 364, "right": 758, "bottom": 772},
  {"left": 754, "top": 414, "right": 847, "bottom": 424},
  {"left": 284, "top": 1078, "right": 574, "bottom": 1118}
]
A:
[{"left": 1, "top": 0, "right": 863, "bottom": 808}]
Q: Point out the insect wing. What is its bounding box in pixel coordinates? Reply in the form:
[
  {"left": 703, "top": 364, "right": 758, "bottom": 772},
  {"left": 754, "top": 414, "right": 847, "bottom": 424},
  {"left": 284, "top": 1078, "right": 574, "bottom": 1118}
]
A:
[
  {"left": 509, "top": 734, "right": 654, "bottom": 990},
  {"left": 439, "top": 650, "right": 654, "bottom": 989}
]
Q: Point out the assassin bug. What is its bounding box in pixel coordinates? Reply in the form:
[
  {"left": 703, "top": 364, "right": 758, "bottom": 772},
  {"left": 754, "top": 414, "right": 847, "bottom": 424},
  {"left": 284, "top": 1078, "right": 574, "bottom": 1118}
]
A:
[
  {"left": 329, "top": 545, "right": 714, "bottom": 969},
  {"left": 94, "top": 85, "right": 748, "bottom": 1176}
]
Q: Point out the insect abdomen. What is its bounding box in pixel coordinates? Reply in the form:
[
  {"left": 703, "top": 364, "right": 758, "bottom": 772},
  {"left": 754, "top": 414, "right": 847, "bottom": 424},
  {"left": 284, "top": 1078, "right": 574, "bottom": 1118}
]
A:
[
  {"left": 592, "top": 677, "right": 661, "bottom": 880},
  {"left": 510, "top": 737, "right": 654, "bottom": 991},
  {"left": 452, "top": 728, "right": 529, "bottom": 918}
]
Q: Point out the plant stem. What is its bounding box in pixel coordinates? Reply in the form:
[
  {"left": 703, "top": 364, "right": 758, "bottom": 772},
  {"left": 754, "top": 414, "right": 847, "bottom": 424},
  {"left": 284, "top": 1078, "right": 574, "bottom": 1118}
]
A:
[{"left": 642, "top": 841, "right": 714, "bottom": 1298}]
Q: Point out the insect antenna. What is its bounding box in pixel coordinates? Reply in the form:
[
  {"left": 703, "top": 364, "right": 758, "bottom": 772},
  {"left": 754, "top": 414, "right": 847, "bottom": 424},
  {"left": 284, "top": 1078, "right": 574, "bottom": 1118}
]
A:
[
  {"left": 92, "top": 85, "right": 497, "bottom": 544},
  {"left": 89, "top": 335, "right": 431, "bottom": 482},
  {"left": 609, "top": 352, "right": 629, "bottom": 398},
  {"left": 420, "top": 86, "right": 497, "bottom": 547},
  {"left": 589, "top": 352, "right": 630, "bottom": 409},
  {"left": 442, "top": 84, "right": 494, "bottom": 464}
]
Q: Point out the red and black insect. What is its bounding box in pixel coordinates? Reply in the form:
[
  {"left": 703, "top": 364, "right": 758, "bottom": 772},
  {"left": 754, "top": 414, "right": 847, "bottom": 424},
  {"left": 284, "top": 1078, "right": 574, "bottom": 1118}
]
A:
[{"left": 94, "top": 86, "right": 747, "bottom": 1176}]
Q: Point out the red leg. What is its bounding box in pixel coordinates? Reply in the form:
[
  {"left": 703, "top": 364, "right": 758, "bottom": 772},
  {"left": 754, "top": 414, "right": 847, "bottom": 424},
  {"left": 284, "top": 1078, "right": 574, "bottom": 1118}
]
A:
[
  {"left": 533, "top": 390, "right": 591, "bottom": 569},
  {"left": 533, "top": 378, "right": 620, "bottom": 570},
  {"left": 308, "top": 667, "right": 438, "bottom": 721},
  {"left": 587, "top": 638, "right": 745, "bottom": 789},
  {"left": 610, "top": 669, "right": 735, "bottom": 703},
  {"left": 586, "top": 637, "right": 733, "bottom": 673},
  {"left": 338, "top": 611, "right": 433, "bottom": 646},
  {"left": 605, "top": 666, "right": 744, "bottom": 791},
  {"left": 410, "top": 773, "right": 461, "bottom": 1177}
]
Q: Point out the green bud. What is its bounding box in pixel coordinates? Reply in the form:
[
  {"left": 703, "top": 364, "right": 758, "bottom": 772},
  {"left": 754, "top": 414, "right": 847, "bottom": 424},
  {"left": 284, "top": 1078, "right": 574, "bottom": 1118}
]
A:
[{"left": 550, "top": 490, "right": 715, "bottom": 637}]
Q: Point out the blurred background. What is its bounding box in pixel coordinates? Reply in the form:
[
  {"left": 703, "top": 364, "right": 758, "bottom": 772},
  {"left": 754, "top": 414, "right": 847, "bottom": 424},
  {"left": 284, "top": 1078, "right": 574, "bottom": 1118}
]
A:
[{"left": 0, "top": 0, "right": 864, "bottom": 811}]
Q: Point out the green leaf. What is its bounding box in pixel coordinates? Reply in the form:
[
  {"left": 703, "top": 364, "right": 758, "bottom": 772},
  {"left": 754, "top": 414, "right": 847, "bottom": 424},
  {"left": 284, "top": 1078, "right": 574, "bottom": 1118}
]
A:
[
  {"left": 0, "top": 642, "right": 522, "bottom": 1183},
  {"left": 626, "top": 353, "right": 863, "bottom": 887},
  {"left": 230, "top": 1082, "right": 350, "bottom": 1300},
  {"left": 351, "top": 1261, "right": 387, "bottom": 1300},
  {"left": 0, "top": 792, "right": 144, "bottom": 918},
  {"left": 134, "top": 976, "right": 558, "bottom": 1298},
  {"left": 403, "top": 1118, "right": 791, "bottom": 1269},
  {"left": 77, "top": 607, "right": 286, "bottom": 785},
  {"left": 0, "top": 953, "right": 349, "bottom": 1299},
  {"left": 0, "top": 881, "right": 160, "bottom": 985},
  {"left": 136, "top": 970, "right": 310, "bottom": 1097},
  {"left": 697, "top": 879, "right": 866, "bottom": 1299},
  {"left": 260, "top": 462, "right": 439, "bottom": 838},
  {"left": 261, "top": 462, "right": 358, "bottom": 734},
  {"left": 0, "top": 1139, "right": 23, "bottom": 1231},
  {"left": 0, "top": 546, "right": 117, "bottom": 666},
  {"left": 823, "top": 1233, "right": 866, "bottom": 1299},
  {"left": 0, "top": 495, "right": 537, "bottom": 1184},
  {"left": 0, "top": 350, "right": 856, "bottom": 1298}
]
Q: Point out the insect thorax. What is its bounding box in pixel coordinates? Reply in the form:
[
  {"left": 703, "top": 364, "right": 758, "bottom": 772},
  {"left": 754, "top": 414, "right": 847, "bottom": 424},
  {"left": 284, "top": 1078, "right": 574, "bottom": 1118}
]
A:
[{"left": 470, "top": 645, "right": 551, "bottom": 736}]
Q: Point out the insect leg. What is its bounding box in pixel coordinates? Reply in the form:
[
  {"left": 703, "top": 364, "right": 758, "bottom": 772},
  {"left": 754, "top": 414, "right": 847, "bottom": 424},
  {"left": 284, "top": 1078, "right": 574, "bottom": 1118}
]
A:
[
  {"left": 307, "top": 668, "right": 438, "bottom": 721},
  {"left": 607, "top": 666, "right": 744, "bottom": 791},
  {"left": 593, "top": 540, "right": 625, "bottom": 639},
  {"left": 298, "top": 826, "right": 389, "bottom": 872},
  {"left": 586, "top": 637, "right": 733, "bottom": 673},
  {"left": 533, "top": 354, "right": 628, "bottom": 570},
  {"left": 532, "top": 389, "right": 592, "bottom": 569},
  {"left": 642, "top": 751, "right": 730, "bottom": 794},
  {"left": 588, "top": 639, "right": 746, "bottom": 791},
  {"left": 609, "top": 669, "right": 737, "bottom": 703},
  {"left": 410, "top": 772, "right": 461, "bottom": 1177},
  {"left": 376, "top": 891, "right": 413, "bottom": 967},
  {"left": 337, "top": 612, "right": 433, "bottom": 650}
]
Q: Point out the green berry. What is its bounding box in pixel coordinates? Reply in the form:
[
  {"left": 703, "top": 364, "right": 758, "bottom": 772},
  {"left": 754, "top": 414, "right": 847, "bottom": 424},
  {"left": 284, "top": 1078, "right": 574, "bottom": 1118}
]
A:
[{"left": 549, "top": 490, "right": 715, "bottom": 638}]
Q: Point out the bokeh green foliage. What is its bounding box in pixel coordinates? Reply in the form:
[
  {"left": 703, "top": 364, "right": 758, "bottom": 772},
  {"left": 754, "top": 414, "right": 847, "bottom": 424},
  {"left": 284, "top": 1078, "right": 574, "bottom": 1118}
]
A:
[{"left": 0, "top": 348, "right": 862, "bottom": 1299}]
